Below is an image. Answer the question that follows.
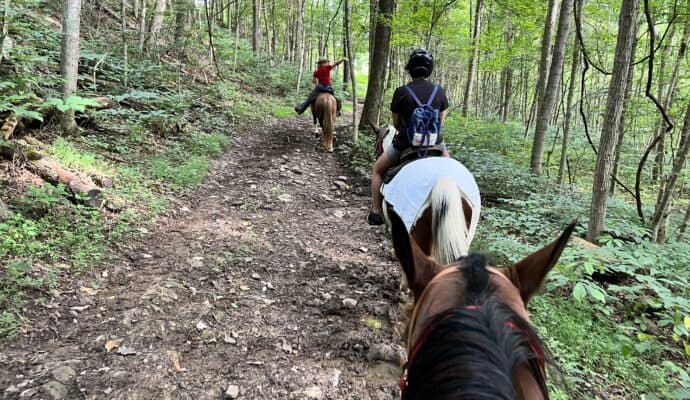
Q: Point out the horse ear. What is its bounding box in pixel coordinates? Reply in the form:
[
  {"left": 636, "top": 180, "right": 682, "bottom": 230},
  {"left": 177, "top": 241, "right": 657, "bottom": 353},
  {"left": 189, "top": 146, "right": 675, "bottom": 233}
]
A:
[
  {"left": 503, "top": 221, "right": 576, "bottom": 304},
  {"left": 390, "top": 209, "right": 441, "bottom": 298}
]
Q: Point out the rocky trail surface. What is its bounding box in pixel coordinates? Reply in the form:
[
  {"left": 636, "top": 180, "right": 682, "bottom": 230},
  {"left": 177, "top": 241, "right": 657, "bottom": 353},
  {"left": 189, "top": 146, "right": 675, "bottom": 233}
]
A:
[{"left": 1, "top": 118, "right": 406, "bottom": 399}]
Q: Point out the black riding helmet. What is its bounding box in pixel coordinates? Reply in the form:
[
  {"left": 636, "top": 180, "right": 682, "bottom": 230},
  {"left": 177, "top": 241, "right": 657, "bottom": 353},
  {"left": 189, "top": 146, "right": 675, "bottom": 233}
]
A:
[{"left": 405, "top": 48, "right": 434, "bottom": 78}]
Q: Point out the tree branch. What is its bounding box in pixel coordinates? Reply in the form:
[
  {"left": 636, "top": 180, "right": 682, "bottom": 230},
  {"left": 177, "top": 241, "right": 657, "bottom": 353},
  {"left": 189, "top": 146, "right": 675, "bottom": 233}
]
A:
[{"left": 635, "top": 0, "right": 675, "bottom": 221}]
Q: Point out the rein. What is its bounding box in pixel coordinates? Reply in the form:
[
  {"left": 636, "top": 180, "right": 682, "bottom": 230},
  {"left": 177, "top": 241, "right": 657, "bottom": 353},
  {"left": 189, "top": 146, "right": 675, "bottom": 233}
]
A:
[{"left": 399, "top": 266, "right": 547, "bottom": 397}]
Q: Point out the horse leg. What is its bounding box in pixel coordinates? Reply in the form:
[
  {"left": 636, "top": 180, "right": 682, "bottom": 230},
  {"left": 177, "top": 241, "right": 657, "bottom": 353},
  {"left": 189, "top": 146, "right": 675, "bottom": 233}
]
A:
[
  {"left": 313, "top": 115, "right": 320, "bottom": 138},
  {"left": 411, "top": 208, "right": 434, "bottom": 258}
]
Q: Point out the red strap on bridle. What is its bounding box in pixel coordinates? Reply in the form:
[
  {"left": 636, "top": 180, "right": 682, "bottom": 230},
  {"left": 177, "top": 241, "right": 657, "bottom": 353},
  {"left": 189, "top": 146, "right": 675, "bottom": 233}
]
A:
[{"left": 399, "top": 305, "right": 546, "bottom": 397}]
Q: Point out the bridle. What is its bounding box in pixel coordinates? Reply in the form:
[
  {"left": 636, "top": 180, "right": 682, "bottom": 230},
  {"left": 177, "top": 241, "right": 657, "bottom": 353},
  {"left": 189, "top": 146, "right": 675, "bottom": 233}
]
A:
[{"left": 399, "top": 265, "right": 547, "bottom": 398}]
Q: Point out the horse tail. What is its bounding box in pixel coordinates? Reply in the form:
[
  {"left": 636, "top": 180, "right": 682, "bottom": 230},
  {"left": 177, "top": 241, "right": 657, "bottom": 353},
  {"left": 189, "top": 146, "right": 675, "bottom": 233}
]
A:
[
  {"left": 321, "top": 95, "right": 336, "bottom": 151},
  {"left": 430, "top": 176, "right": 477, "bottom": 264}
]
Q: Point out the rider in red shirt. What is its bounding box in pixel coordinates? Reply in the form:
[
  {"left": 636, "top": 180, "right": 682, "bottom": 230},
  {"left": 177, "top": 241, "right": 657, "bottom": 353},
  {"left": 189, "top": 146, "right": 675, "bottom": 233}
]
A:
[{"left": 295, "top": 57, "right": 347, "bottom": 115}]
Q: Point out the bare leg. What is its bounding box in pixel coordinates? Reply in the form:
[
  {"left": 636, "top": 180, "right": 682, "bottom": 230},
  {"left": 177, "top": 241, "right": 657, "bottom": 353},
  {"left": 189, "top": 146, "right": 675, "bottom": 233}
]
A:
[{"left": 371, "top": 154, "right": 393, "bottom": 214}]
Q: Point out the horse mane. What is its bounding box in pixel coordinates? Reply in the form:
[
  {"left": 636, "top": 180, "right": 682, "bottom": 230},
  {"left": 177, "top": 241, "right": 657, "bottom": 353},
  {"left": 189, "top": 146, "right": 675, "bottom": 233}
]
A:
[{"left": 404, "top": 254, "right": 550, "bottom": 400}]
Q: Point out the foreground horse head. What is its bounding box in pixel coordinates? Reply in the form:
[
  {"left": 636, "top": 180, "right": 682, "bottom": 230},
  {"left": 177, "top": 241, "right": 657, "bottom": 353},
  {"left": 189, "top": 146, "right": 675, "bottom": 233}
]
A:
[
  {"left": 390, "top": 211, "right": 575, "bottom": 399},
  {"left": 311, "top": 93, "right": 337, "bottom": 152},
  {"left": 371, "top": 123, "right": 479, "bottom": 265}
]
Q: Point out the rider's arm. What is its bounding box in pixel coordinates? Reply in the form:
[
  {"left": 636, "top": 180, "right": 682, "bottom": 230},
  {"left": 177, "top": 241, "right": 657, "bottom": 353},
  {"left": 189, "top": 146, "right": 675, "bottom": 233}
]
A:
[
  {"left": 440, "top": 109, "right": 448, "bottom": 124},
  {"left": 332, "top": 58, "right": 348, "bottom": 68},
  {"left": 392, "top": 113, "right": 400, "bottom": 130}
]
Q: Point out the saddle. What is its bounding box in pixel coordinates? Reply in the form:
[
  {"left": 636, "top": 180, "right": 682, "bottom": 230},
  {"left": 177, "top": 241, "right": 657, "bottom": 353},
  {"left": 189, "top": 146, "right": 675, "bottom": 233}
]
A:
[{"left": 383, "top": 145, "right": 445, "bottom": 184}]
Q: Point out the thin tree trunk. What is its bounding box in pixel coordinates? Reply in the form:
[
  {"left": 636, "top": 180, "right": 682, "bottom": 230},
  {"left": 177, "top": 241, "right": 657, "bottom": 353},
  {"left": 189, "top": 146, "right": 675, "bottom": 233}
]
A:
[
  {"left": 678, "top": 201, "right": 690, "bottom": 240},
  {"left": 587, "top": 0, "right": 639, "bottom": 242},
  {"left": 529, "top": 0, "right": 560, "bottom": 134},
  {"left": 295, "top": 0, "right": 305, "bottom": 91},
  {"left": 359, "top": 0, "right": 394, "bottom": 130},
  {"left": 530, "top": 0, "right": 573, "bottom": 174},
  {"left": 138, "top": 0, "right": 147, "bottom": 51},
  {"left": 252, "top": 0, "right": 260, "bottom": 53},
  {"left": 133, "top": 0, "right": 139, "bottom": 18},
  {"left": 145, "top": 0, "right": 166, "bottom": 50},
  {"left": 653, "top": 22, "right": 689, "bottom": 183},
  {"left": 174, "top": 0, "right": 187, "bottom": 41},
  {"left": 344, "top": 0, "right": 357, "bottom": 142},
  {"left": 342, "top": 10, "right": 349, "bottom": 91},
  {"left": 652, "top": 100, "right": 690, "bottom": 242},
  {"left": 60, "top": 0, "right": 82, "bottom": 136},
  {"left": 610, "top": 30, "right": 639, "bottom": 194},
  {"left": 558, "top": 36, "right": 579, "bottom": 184},
  {"left": 121, "top": 0, "right": 128, "bottom": 88},
  {"left": 461, "top": 0, "right": 483, "bottom": 117}
]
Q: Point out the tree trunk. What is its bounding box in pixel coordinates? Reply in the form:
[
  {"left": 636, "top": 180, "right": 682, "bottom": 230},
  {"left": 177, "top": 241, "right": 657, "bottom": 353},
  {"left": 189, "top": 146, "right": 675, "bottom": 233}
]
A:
[
  {"left": 174, "top": 0, "right": 187, "bottom": 41},
  {"left": 344, "top": 0, "right": 357, "bottom": 142},
  {"left": 610, "top": 29, "right": 639, "bottom": 194},
  {"left": 530, "top": 0, "right": 572, "bottom": 174},
  {"left": 252, "top": 0, "right": 260, "bottom": 53},
  {"left": 368, "top": 0, "right": 376, "bottom": 67},
  {"left": 1, "top": 0, "right": 9, "bottom": 65},
  {"left": 558, "top": 35, "right": 579, "bottom": 184},
  {"left": 133, "top": 0, "right": 139, "bottom": 18},
  {"left": 678, "top": 201, "right": 690, "bottom": 240},
  {"left": 533, "top": 0, "right": 560, "bottom": 124},
  {"left": 145, "top": 0, "right": 166, "bottom": 50},
  {"left": 121, "top": 0, "right": 128, "bottom": 88},
  {"left": 652, "top": 100, "right": 690, "bottom": 242},
  {"left": 653, "top": 22, "right": 689, "bottom": 183},
  {"left": 60, "top": 0, "right": 82, "bottom": 136},
  {"left": 138, "top": 0, "right": 147, "bottom": 50},
  {"left": 586, "top": 0, "right": 639, "bottom": 242},
  {"left": 342, "top": 10, "right": 349, "bottom": 91},
  {"left": 359, "top": 0, "right": 394, "bottom": 131},
  {"left": 461, "top": 0, "right": 483, "bottom": 117},
  {"left": 295, "top": 0, "right": 305, "bottom": 91}
]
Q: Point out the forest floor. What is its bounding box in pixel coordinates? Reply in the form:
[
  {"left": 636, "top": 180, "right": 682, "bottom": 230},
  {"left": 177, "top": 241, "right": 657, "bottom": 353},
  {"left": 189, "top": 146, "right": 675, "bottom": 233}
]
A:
[{"left": 0, "top": 117, "right": 405, "bottom": 399}]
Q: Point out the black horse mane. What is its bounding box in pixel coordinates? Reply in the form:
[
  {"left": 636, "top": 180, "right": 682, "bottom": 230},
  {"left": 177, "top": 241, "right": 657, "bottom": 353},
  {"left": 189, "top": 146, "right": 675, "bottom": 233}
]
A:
[{"left": 404, "top": 254, "right": 550, "bottom": 400}]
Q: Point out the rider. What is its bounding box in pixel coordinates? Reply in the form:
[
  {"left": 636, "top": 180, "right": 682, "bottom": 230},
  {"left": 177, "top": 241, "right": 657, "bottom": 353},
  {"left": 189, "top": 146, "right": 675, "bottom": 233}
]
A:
[
  {"left": 367, "top": 48, "right": 450, "bottom": 226},
  {"left": 295, "top": 57, "right": 347, "bottom": 116}
]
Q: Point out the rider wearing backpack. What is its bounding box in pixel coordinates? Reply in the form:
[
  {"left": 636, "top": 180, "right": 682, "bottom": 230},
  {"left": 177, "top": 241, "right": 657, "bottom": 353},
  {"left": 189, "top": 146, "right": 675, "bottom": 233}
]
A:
[{"left": 367, "top": 48, "right": 450, "bottom": 226}]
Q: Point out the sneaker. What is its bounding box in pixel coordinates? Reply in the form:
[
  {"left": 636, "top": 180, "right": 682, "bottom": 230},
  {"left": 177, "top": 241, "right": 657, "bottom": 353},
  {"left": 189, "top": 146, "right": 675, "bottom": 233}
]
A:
[
  {"left": 367, "top": 211, "right": 384, "bottom": 226},
  {"left": 294, "top": 106, "right": 302, "bottom": 115}
]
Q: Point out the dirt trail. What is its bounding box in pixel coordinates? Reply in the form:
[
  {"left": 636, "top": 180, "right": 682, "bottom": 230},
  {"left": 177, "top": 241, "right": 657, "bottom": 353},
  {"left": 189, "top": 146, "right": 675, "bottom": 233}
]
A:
[{"left": 1, "top": 118, "right": 405, "bottom": 399}]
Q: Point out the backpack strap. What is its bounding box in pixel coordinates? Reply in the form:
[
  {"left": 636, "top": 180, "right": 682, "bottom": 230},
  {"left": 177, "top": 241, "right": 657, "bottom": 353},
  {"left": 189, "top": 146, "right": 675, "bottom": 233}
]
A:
[
  {"left": 426, "top": 85, "right": 439, "bottom": 106},
  {"left": 403, "top": 85, "right": 424, "bottom": 107}
]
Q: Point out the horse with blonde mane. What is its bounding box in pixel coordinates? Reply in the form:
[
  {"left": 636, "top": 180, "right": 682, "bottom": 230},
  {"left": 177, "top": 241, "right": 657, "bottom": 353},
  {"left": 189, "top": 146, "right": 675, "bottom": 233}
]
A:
[
  {"left": 372, "top": 123, "right": 481, "bottom": 266},
  {"left": 311, "top": 93, "right": 337, "bottom": 152}
]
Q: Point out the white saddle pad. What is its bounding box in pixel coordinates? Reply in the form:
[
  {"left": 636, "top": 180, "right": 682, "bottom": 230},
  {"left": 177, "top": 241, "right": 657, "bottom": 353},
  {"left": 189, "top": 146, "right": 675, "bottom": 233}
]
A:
[{"left": 381, "top": 157, "right": 480, "bottom": 232}]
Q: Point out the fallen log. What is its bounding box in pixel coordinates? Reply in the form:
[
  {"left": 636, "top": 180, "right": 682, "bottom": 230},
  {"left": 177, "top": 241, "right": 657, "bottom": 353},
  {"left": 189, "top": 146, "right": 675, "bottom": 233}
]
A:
[
  {"left": 89, "top": 171, "right": 113, "bottom": 189},
  {"left": 0, "top": 138, "right": 103, "bottom": 207}
]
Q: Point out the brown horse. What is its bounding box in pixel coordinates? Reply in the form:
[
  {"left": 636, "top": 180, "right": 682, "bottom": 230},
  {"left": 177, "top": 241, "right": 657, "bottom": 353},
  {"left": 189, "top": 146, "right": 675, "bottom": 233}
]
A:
[
  {"left": 389, "top": 210, "right": 575, "bottom": 399},
  {"left": 311, "top": 93, "right": 337, "bottom": 152},
  {"left": 372, "top": 124, "right": 480, "bottom": 266}
]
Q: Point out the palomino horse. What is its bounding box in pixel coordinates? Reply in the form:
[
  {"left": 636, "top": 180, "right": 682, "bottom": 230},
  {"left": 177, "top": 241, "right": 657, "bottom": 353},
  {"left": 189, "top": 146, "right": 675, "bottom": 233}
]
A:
[
  {"left": 372, "top": 124, "right": 480, "bottom": 265},
  {"left": 311, "top": 93, "right": 337, "bottom": 152},
  {"left": 389, "top": 211, "right": 575, "bottom": 399}
]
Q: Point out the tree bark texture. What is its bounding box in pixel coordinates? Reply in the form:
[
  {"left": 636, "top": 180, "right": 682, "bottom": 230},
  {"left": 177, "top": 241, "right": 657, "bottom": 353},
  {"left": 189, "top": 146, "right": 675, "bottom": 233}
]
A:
[
  {"left": 359, "top": 0, "right": 394, "bottom": 131},
  {"left": 530, "top": 0, "right": 573, "bottom": 174},
  {"left": 558, "top": 36, "right": 579, "bottom": 184},
  {"left": 586, "top": 0, "right": 639, "bottom": 242},
  {"left": 344, "top": 0, "right": 357, "bottom": 142},
  {"left": 145, "top": 0, "right": 166, "bottom": 50},
  {"left": 295, "top": 0, "right": 305, "bottom": 91},
  {"left": 461, "top": 0, "right": 483, "bottom": 117},
  {"left": 252, "top": 0, "right": 260, "bottom": 53},
  {"left": 60, "top": 0, "right": 82, "bottom": 136},
  {"left": 651, "top": 100, "right": 690, "bottom": 242},
  {"left": 138, "top": 0, "right": 147, "bottom": 50}
]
